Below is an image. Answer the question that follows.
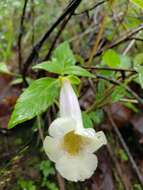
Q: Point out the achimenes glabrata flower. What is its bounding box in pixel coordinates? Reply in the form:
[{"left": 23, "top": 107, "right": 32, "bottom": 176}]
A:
[{"left": 43, "top": 79, "right": 107, "bottom": 182}]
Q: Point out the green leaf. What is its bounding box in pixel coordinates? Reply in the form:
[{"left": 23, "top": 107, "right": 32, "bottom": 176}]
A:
[
  {"left": 33, "top": 42, "right": 92, "bottom": 78},
  {"left": 11, "top": 77, "right": 33, "bottom": 85},
  {"left": 135, "top": 66, "right": 143, "bottom": 89},
  {"left": 39, "top": 160, "right": 55, "bottom": 178},
  {"left": 8, "top": 78, "right": 60, "bottom": 129},
  {"left": 46, "top": 182, "right": 58, "bottom": 190},
  {"left": 133, "top": 184, "right": 142, "bottom": 190},
  {"left": 98, "top": 69, "right": 114, "bottom": 77},
  {"left": 111, "top": 85, "right": 127, "bottom": 103},
  {"left": 138, "top": 70, "right": 143, "bottom": 89},
  {"left": 0, "top": 62, "right": 11, "bottom": 74},
  {"left": 119, "top": 55, "right": 131, "bottom": 69},
  {"left": 125, "top": 16, "right": 142, "bottom": 28},
  {"left": 67, "top": 75, "right": 81, "bottom": 85},
  {"left": 102, "top": 49, "right": 120, "bottom": 67},
  {"left": 53, "top": 41, "right": 76, "bottom": 66},
  {"left": 18, "top": 180, "right": 36, "bottom": 190},
  {"left": 63, "top": 65, "right": 94, "bottom": 77},
  {"left": 33, "top": 62, "right": 93, "bottom": 78},
  {"left": 32, "top": 60, "right": 64, "bottom": 75},
  {"left": 96, "top": 80, "right": 106, "bottom": 101},
  {"left": 117, "top": 149, "right": 128, "bottom": 162},
  {"left": 133, "top": 54, "right": 143, "bottom": 89},
  {"left": 124, "top": 102, "right": 139, "bottom": 113},
  {"left": 82, "top": 110, "right": 104, "bottom": 128},
  {"left": 75, "top": 54, "right": 84, "bottom": 65},
  {"left": 130, "top": 0, "right": 143, "bottom": 9},
  {"left": 82, "top": 112, "right": 93, "bottom": 128},
  {"left": 134, "top": 53, "right": 143, "bottom": 66},
  {"left": 89, "top": 110, "right": 104, "bottom": 125}
]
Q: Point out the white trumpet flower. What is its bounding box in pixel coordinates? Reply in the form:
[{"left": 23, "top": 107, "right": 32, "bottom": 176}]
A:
[{"left": 43, "top": 79, "right": 107, "bottom": 182}]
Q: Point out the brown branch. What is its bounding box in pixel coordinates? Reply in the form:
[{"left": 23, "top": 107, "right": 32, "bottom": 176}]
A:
[
  {"left": 30, "top": 0, "right": 35, "bottom": 47},
  {"left": 106, "top": 110, "right": 143, "bottom": 186},
  {"left": 85, "top": 24, "right": 143, "bottom": 61},
  {"left": 57, "top": 173, "right": 65, "bottom": 190},
  {"left": 96, "top": 74, "right": 143, "bottom": 104},
  {"left": 74, "top": 0, "right": 107, "bottom": 15},
  {"left": 107, "top": 144, "right": 132, "bottom": 190},
  {"left": 43, "top": 12, "right": 74, "bottom": 61},
  {"left": 22, "top": 0, "right": 83, "bottom": 85},
  {"left": 17, "top": 0, "right": 29, "bottom": 73},
  {"left": 130, "top": 37, "right": 143, "bottom": 41},
  {"left": 99, "top": 24, "right": 143, "bottom": 54},
  {"left": 87, "top": 15, "right": 106, "bottom": 65},
  {"left": 84, "top": 66, "right": 137, "bottom": 73},
  {"left": 37, "top": 116, "right": 44, "bottom": 143}
]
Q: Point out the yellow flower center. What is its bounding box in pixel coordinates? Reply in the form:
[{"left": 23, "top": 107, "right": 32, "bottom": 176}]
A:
[{"left": 62, "top": 131, "right": 84, "bottom": 155}]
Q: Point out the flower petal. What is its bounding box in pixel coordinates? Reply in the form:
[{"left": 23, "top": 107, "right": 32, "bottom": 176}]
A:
[
  {"left": 43, "top": 136, "right": 63, "bottom": 162},
  {"left": 56, "top": 152, "right": 98, "bottom": 182},
  {"left": 49, "top": 117, "right": 76, "bottom": 137},
  {"left": 75, "top": 128, "right": 96, "bottom": 137},
  {"left": 85, "top": 130, "right": 107, "bottom": 153},
  {"left": 60, "top": 80, "right": 83, "bottom": 128}
]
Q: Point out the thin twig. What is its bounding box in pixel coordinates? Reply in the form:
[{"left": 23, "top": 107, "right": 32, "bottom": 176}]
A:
[
  {"left": 106, "top": 110, "right": 143, "bottom": 186},
  {"left": 130, "top": 37, "right": 143, "bottom": 41},
  {"left": 98, "top": 24, "right": 143, "bottom": 55},
  {"left": 37, "top": 116, "right": 44, "bottom": 142},
  {"left": 84, "top": 24, "right": 143, "bottom": 61},
  {"left": 107, "top": 144, "right": 132, "bottom": 190},
  {"left": 22, "top": 0, "right": 83, "bottom": 85},
  {"left": 68, "top": 23, "right": 98, "bottom": 44},
  {"left": 96, "top": 74, "right": 143, "bottom": 104},
  {"left": 84, "top": 66, "right": 136, "bottom": 73},
  {"left": 57, "top": 172, "right": 65, "bottom": 190},
  {"left": 30, "top": 0, "right": 35, "bottom": 47},
  {"left": 74, "top": 0, "right": 106, "bottom": 15},
  {"left": 17, "top": 0, "right": 29, "bottom": 73},
  {"left": 123, "top": 31, "right": 142, "bottom": 55},
  {"left": 44, "top": 12, "right": 74, "bottom": 61},
  {"left": 87, "top": 15, "right": 105, "bottom": 65}
]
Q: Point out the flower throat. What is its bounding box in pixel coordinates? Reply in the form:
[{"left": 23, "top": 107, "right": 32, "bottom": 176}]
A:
[{"left": 63, "top": 131, "right": 83, "bottom": 155}]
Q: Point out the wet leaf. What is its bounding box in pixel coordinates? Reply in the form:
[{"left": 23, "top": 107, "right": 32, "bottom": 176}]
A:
[{"left": 8, "top": 78, "right": 60, "bottom": 129}]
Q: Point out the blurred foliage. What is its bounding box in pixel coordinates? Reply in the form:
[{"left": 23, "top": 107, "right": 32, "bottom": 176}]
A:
[
  {"left": 116, "top": 148, "right": 129, "bottom": 162},
  {"left": 17, "top": 180, "right": 36, "bottom": 190},
  {"left": 39, "top": 160, "right": 58, "bottom": 190}
]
